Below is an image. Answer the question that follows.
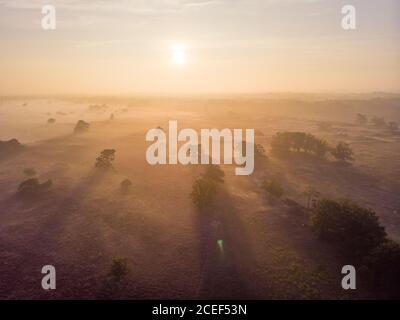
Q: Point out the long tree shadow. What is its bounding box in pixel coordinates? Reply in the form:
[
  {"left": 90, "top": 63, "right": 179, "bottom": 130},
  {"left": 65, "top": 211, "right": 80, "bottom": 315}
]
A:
[
  {"left": 0, "top": 168, "right": 114, "bottom": 298},
  {"left": 195, "top": 187, "right": 262, "bottom": 299}
]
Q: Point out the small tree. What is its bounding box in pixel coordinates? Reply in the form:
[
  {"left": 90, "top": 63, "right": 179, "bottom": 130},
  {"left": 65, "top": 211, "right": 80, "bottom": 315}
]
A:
[
  {"left": 191, "top": 178, "right": 217, "bottom": 209},
  {"left": 95, "top": 149, "right": 116, "bottom": 170},
  {"left": 311, "top": 199, "right": 386, "bottom": 258},
  {"left": 262, "top": 179, "right": 284, "bottom": 199},
  {"left": 74, "top": 120, "right": 90, "bottom": 134},
  {"left": 331, "top": 142, "right": 354, "bottom": 162}
]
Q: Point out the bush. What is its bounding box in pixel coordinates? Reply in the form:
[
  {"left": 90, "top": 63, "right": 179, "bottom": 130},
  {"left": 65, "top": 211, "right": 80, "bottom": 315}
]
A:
[
  {"left": 109, "top": 258, "right": 129, "bottom": 281},
  {"left": 311, "top": 199, "right": 386, "bottom": 257},
  {"left": 95, "top": 149, "right": 116, "bottom": 170},
  {"left": 203, "top": 165, "right": 225, "bottom": 183},
  {"left": 74, "top": 120, "right": 90, "bottom": 134},
  {"left": 363, "top": 240, "right": 400, "bottom": 298},
  {"left": 17, "top": 178, "right": 52, "bottom": 198},
  {"left": 262, "top": 179, "right": 284, "bottom": 199},
  {"left": 191, "top": 178, "right": 217, "bottom": 209},
  {"left": 331, "top": 142, "right": 354, "bottom": 162}
]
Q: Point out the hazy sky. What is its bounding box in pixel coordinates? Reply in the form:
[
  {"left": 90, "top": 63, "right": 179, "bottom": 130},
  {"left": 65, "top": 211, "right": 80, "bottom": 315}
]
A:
[{"left": 0, "top": 0, "right": 399, "bottom": 95}]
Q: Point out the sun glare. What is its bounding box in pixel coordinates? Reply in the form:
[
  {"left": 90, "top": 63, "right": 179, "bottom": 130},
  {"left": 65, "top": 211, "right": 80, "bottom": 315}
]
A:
[{"left": 171, "top": 44, "right": 187, "bottom": 65}]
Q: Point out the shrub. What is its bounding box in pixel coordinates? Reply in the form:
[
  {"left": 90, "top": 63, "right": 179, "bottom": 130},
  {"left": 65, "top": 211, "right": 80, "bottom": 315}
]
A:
[
  {"left": 363, "top": 240, "right": 400, "bottom": 298},
  {"left": 262, "top": 179, "right": 284, "bottom": 199},
  {"left": 190, "top": 178, "right": 217, "bottom": 209},
  {"left": 109, "top": 257, "right": 129, "bottom": 281},
  {"left": 311, "top": 199, "right": 386, "bottom": 257},
  {"left": 95, "top": 149, "right": 116, "bottom": 170},
  {"left": 203, "top": 165, "right": 225, "bottom": 183},
  {"left": 74, "top": 120, "right": 90, "bottom": 134},
  {"left": 331, "top": 142, "right": 354, "bottom": 162}
]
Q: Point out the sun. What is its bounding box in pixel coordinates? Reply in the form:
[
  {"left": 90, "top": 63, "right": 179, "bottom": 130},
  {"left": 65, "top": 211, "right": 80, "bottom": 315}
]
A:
[{"left": 171, "top": 44, "right": 187, "bottom": 65}]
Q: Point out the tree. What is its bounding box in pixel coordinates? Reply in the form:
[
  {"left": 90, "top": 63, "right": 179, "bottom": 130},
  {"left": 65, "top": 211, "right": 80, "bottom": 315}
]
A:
[
  {"left": 356, "top": 113, "right": 368, "bottom": 126},
  {"left": 74, "top": 120, "right": 90, "bottom": 134},
  {"left": 331, "top": 142, "right": 354, "bottom": 162},
  {"left": 190, "top": 178, "right": 217, "bottom": 209},
  {"left": 47, "top": 118, "right": 56, "bottom": 124},
  {"left": 95, "top": 149, "right": 116, "bottom": 170},
  {"left": 311, "top": 199, "right": 386, "bottom": 257},
  {"left": 262, "top": 179, "right": 284, "bottom": 199}
]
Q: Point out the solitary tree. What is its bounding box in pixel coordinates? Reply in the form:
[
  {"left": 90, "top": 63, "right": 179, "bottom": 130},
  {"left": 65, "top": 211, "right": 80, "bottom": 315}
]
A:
[
  {"left": 331, "top": 142, "right": 354, "bottom": 162},
  {"left": 95, "top": 149, "right": 116, "bottom": 170}
]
